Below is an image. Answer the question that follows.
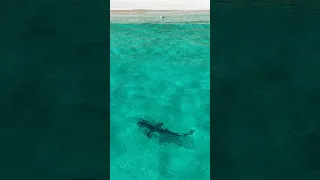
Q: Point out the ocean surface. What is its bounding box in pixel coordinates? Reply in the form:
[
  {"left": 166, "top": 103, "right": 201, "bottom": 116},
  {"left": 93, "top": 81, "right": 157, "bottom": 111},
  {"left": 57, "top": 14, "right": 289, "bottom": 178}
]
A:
[{"left": 110, "top": 23, "right": 210, "bottom": 179}]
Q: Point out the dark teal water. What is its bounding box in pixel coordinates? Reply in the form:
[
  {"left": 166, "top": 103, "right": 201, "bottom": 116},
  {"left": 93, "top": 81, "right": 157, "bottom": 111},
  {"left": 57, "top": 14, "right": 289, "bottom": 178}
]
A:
[{"left": 110, "top": 24, "right": 210, "bottom": 179}]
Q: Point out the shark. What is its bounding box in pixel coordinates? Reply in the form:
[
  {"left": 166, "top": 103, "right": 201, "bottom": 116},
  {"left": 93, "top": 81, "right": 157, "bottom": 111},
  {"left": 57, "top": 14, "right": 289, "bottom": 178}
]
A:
[{"left": 137, "top": 118, "right": 195, "bottom": 138}]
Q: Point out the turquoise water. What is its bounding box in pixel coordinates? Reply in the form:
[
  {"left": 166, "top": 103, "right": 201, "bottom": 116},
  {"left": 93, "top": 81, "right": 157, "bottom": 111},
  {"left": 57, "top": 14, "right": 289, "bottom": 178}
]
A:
[{"left": 110, "top": 23, "right": 210, "bottom": 180}]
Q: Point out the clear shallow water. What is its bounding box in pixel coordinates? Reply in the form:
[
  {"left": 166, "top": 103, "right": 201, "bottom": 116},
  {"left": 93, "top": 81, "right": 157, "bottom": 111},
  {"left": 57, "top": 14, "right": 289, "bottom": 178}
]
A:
[{"left": 110, "top": 23, "right": 210, "bottom": 180}]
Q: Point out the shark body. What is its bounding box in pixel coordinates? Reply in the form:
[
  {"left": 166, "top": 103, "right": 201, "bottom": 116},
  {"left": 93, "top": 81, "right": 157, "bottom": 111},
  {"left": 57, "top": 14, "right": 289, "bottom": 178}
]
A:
[{"left": 137, "top": 119, "right": 195, "bottom": 138}]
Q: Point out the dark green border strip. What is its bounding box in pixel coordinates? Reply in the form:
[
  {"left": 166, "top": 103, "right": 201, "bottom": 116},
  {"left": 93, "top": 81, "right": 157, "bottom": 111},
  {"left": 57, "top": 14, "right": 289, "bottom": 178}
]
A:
[
  {"left": 0, "top": 0, "right": 110, "bottom": 179},
  {"left": 211, "top": 1, "right": 320, "bottom": 180}
]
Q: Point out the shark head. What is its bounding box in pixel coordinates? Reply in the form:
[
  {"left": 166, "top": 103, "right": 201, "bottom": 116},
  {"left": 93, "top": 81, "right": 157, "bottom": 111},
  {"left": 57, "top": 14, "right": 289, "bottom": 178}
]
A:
[{"left": 137, "top": 119, "right": 152, "bottom": 128}]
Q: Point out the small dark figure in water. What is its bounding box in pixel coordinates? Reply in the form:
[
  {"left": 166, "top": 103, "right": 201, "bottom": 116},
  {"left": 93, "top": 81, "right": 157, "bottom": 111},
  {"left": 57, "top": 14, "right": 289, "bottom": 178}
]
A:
[
  {"left": 137, "top": 119, "right": 195, "bottom": 138},
  {"left": 160, "top": 16, "right": 165, "bottom": 19}
]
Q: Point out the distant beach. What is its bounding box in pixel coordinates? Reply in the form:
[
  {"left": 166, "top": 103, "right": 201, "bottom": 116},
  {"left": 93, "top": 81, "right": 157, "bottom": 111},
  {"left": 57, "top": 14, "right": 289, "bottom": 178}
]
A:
[
  {"left": 110, "top": 10, "right": 210, "bottom": 23},
  {"left": 111, "top": 0, "right": 210, "bottom": 10},
  {"left": 110, "top": 0, "right": 210, "bottom": 23}
]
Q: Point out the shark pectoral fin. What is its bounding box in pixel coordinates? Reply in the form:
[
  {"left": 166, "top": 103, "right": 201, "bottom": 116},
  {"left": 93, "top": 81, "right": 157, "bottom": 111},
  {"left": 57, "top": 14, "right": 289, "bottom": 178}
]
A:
[
  {"left": 147, "top": 131, "right": 154, "bottom": 138},
  {"left": 156, "top": 123, "right": 163, "bottom": 129}
]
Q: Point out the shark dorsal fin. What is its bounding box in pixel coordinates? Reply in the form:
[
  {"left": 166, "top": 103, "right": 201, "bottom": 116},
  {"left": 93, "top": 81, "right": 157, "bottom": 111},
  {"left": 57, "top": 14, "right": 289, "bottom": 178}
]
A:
[{"left": 156, "top": 123, "right": 163, "bottom": 129}]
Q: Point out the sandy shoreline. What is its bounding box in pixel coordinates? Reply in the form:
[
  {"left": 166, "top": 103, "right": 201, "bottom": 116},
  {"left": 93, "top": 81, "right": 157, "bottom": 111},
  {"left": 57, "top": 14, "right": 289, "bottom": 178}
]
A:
[
  {"left": 110, "top": 9, "right": 210, "bottom": 12},
  {"left": 110, "top": 10, "right": 210, "bottom": 23},
  {"left": 111, "top": 0, "right": 210, "bottom": 23},
  {"left": 111, "top": 0, "right": 209, "bottom": 10}
]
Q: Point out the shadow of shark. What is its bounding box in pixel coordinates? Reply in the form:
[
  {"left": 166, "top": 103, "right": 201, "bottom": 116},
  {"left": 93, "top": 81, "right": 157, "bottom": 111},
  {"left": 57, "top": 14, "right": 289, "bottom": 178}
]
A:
[{"left": 137, "top": 118, "right": 196, "bottom": 149}]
